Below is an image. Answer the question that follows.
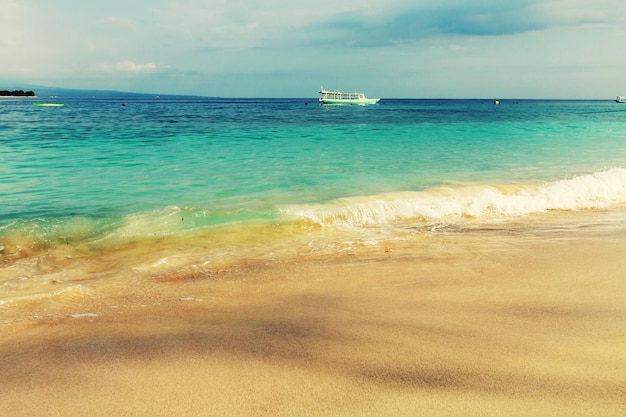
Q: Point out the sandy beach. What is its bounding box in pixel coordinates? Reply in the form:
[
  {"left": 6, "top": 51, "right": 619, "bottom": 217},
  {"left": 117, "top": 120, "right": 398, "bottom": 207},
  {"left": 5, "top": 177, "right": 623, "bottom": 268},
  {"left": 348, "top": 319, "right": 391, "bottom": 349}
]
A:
[{"left": 1, "top": 229, "right": 625, "bottom": 417}]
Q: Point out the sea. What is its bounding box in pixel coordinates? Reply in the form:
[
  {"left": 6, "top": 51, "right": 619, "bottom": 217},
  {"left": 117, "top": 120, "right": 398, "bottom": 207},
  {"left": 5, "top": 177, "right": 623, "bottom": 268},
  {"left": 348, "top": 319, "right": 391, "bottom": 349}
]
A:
[{"left": 2, "top": 96, "right": 626, "bottom": 320}]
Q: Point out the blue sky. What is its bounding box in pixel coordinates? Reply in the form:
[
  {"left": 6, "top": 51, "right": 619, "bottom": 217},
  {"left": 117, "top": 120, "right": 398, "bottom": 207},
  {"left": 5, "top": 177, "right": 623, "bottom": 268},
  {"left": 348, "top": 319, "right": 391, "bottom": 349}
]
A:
[{"left": 1, "top": 0, "right": 625, "bottom": 98}]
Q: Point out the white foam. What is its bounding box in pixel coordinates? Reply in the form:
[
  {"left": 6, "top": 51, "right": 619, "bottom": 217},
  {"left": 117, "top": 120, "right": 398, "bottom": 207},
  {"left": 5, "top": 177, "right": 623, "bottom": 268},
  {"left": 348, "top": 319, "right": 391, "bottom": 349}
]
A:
[{"left": 282, "top": 168, "right": 626, "bottom": 227}]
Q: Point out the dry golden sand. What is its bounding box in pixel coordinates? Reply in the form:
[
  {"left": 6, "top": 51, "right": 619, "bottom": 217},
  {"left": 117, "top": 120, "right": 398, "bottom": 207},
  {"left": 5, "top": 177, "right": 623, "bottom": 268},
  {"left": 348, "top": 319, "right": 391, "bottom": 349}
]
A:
[{"left": 1, "top": 232, "right": 625, "bottom": 416}]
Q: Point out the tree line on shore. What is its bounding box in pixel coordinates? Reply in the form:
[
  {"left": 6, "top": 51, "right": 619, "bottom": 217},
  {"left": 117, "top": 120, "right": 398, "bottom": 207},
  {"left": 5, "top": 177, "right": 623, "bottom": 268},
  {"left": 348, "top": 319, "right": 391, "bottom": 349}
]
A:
[{"left": 0, "top": 90, "right": 36, "bottom": 96}]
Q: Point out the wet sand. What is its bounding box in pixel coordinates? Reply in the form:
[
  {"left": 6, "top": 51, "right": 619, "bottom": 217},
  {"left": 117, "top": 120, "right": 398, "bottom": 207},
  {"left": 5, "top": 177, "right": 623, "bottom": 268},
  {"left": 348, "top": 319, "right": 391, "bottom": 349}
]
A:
[{"left": 1, "top": 231, "right": 625, "bottom": 416}]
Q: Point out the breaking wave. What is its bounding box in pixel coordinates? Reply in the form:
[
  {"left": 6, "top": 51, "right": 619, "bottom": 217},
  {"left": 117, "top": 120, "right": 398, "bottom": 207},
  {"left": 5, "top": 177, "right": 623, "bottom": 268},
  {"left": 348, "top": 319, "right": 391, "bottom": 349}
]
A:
[{"left": 282, "top": 168, "right": 626, "bottom": 228}]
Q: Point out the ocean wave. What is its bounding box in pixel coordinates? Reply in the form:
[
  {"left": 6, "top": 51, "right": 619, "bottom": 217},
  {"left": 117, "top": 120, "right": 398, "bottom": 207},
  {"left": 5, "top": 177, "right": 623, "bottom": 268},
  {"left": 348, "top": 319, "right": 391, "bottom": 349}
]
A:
[
  {"left": 2, "top": 169, "right": 626, "bottom": 254},
  {"left": 281, "top": 168, "right": 626, "bottom": 227}
]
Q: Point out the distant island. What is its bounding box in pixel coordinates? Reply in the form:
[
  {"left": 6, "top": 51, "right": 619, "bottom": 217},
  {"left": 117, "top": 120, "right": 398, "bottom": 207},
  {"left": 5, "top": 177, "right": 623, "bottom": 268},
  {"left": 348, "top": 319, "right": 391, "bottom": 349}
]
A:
[{"left": 0, "top": 89, "right": 35, "bottom": 97}]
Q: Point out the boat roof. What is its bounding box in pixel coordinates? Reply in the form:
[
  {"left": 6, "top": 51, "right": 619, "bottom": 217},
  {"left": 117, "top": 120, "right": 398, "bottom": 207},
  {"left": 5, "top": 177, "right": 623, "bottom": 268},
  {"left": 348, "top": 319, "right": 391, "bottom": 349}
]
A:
[{"left": 320, "top": 89, "right": 363, "bottom": 94}]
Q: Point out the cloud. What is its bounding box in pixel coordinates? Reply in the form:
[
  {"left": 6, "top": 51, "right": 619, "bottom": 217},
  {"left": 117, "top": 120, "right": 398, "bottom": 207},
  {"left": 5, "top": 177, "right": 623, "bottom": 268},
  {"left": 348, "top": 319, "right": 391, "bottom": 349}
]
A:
[
  {"left": 122, "top": 61, "right": 157, "bottom": 72},
  {"left": 96, "top": 60, "right": 158, "bottom": 73},
  {"left": 316, "top": 0, "right": 622, "bottom": 47}
]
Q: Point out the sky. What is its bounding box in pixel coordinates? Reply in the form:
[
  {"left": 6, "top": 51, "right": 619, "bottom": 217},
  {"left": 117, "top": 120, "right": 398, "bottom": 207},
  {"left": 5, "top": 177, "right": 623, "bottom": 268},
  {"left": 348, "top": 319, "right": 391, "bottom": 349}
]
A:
[{"left": 1, "top": 0, "right": 625, "bottom": 98}]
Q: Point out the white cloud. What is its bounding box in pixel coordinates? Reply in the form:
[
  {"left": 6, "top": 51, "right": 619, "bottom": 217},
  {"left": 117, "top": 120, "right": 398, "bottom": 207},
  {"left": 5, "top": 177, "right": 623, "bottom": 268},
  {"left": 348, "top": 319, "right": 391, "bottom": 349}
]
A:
[
  {"left": 122, "top": 61, "right": 157, "bottom": 72},
  {"left": 96, "top": 61, "right": 158, "bottom": 73}
]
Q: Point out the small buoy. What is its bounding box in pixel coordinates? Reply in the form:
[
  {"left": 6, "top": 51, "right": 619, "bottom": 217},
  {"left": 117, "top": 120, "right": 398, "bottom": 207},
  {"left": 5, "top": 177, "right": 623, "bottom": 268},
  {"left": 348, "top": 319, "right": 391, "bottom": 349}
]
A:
[{"left": 494, "top": 100, "right": 500, "bottom": 105}]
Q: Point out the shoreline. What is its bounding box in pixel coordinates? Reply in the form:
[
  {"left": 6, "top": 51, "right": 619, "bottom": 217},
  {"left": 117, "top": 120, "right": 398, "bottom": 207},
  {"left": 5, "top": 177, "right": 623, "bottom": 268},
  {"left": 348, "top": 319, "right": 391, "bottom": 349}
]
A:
[{"left": 1, "top": 229, "right": 624, "bottom": 416}]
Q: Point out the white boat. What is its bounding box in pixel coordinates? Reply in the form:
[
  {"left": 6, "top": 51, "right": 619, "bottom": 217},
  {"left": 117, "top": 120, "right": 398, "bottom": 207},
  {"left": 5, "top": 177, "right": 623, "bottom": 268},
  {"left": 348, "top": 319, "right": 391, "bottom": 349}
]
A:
[
  {"left": 319, "top": 88, "right": 380, "bottom": 105},
  {"left": 616, "top": 96, "right": 626, "bottom": 103}
]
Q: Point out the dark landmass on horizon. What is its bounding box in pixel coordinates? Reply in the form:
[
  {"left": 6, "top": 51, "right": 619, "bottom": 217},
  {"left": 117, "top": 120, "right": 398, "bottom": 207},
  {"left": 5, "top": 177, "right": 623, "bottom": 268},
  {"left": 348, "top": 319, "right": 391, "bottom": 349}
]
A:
[{"left": 0, "top": 90, "right": 35, "bottom": 97}]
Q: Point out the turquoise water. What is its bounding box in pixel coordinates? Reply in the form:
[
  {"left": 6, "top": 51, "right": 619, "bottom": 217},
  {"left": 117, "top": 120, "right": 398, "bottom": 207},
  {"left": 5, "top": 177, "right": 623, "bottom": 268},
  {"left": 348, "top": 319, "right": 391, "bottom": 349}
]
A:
[
  {"left": 2, "top": 97, "right": 626, "bottom": 308},
  {"left": 3, "top": 98, "right": 626, "bottom": 220}
]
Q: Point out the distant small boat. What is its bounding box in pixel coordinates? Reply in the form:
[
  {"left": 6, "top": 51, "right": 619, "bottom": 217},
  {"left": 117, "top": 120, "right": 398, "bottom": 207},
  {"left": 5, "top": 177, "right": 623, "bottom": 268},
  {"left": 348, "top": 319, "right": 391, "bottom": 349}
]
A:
[
  {"left": 319, "top": 88, "right": 380, "bottom": 105},
  {"left": 33, "top": 103, "right": 64, "bottom": 107},
  {"left": 616, "top": 96, "right": 626, "bottom": 103}
]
